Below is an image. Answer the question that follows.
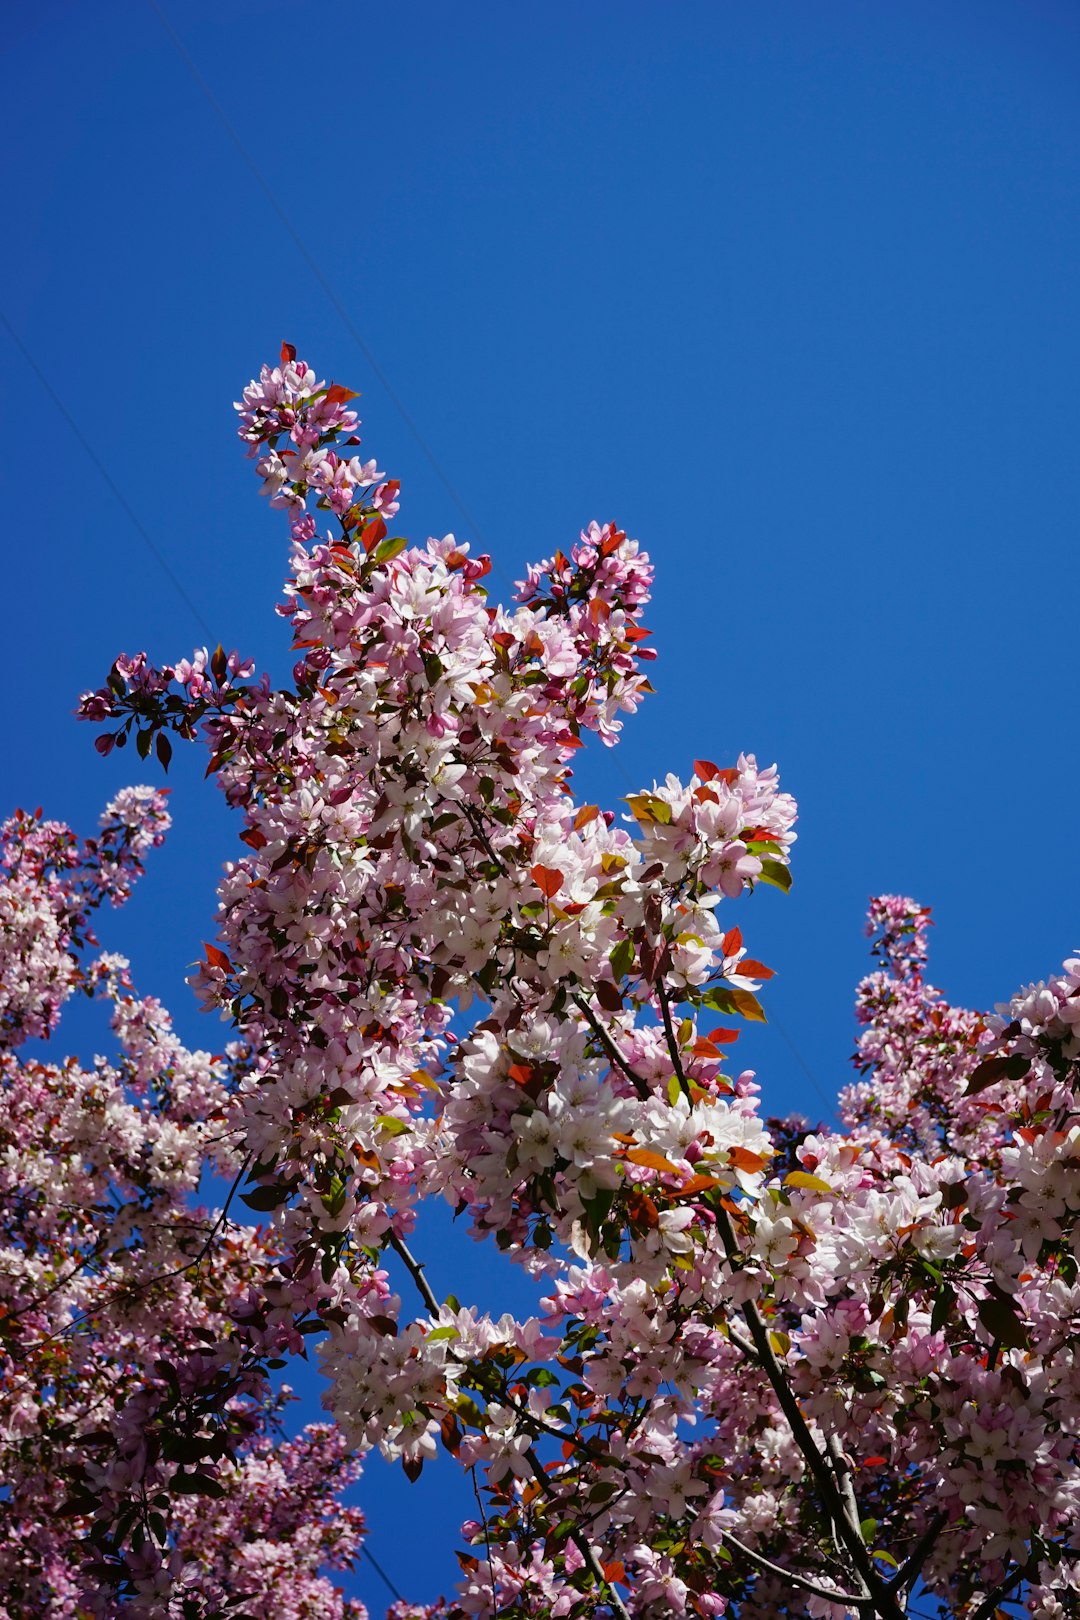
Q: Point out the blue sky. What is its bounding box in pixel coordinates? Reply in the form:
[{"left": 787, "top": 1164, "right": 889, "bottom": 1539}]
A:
[{"left": 4, "top": 1, "right": 1080, "bottom": 1608}]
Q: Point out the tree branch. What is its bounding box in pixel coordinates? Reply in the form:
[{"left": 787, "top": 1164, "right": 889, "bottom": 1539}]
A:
[
  {"left": 572, "top": 994, "right": 650, "bottom": 1099},
  {"left": 968, "top": 1558, "right": 1030, "bottom": 1620},
  {"left": 892, "top": 1512, "right": 948, "bottom": 1595},
  {"left": 722, "top": 1532, "right": 871, "bottom": 1607},
  {"left": 386, "top": 1231, "right": 440, "bottom": 1315}
]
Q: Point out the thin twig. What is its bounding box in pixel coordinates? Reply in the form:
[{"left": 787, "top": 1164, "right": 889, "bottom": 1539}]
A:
[{"left": 471, "top": 1465, "right": 500, "bottom": 1618}]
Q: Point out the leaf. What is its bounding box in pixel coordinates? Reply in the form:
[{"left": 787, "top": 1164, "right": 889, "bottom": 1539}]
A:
[
  {"left": 609, "top": 937, "right": 635, "bottom": 980},
  {"left": 785, "top": 1170, "right": 832, "bottom": 1195},
  {"left": 155, "top": 732, "right": 172, "bottom": 771},
  {"left": 931, "top": 1281, "right": 956, "bottom": 1334},
  {"left": 978, "top": 1289, "right": 1030, "bottom": 1350},
  {"left": 676, "top": 1173, "right": 723, "bottom": 1198},
  {"left": 376, "top": 1115, "right": 409, "bottom": 1136},
  {"left": 360, "top": 515, "right": 387, "bottom": 553},
  {"left": 721, "top": 926, "right": 743, "bottom": 955},
  {"left": 693, "top": 1030, "right": 739, "bottom": 1058},
  {"left": 965, "top": 1053, "right": 1030, "bottom": 1096},
  {"left": 738, "top": 958, "right": 775, "bottom": 981},
  {"left": 371, "top": 534, "right": 407, "bottom": 567},
  {"left": 240, "top": 1183, "right": 292, "bottom": 1212},
  {"left": 702, "top": 986, "right": 766, "bottom": 1023},
  {"left": 171, "top": 1471, "right": 226, "bottom": 1498},
  {"left": 280, "top": 341, "right": 296, "bottom": 363},
  {"left": 625, "top": 793, "right": 672, "bottom": 825},
  {"left": 694, "top": 759, "right": 721, "bottom": 781},
  {"left": 324, "top": 383, "right": 359, "bottom": 405},
  {"left": 757, "top": 858, "right": 792, "bottom": 893},
  {"left": 625, "top": 1147, "right": 680, "bottom": 1174},
  {"left": 401, "top": 1456, "right": 424, "bottom": 1483},
  {"left": 727, "top": 1146, "right": 768, "bottom": 1172},
  {"left": 574, "top": 804, "right": 600, "bottom": 830},
  {"left": 203, "top": 943, "right": 231, "bottom": 972},
  {"left": 531, "top": 864, "right": 564, "bottom": 898}
]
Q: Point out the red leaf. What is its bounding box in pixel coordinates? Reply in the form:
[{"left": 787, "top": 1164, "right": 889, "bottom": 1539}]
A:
[
  {"left": 531, "top": 864, "right": 563, "bottom": 898},
  {"left": 401, "top": 1456, "right": 424, "bottom": 1483},
  {"left": 280, "top": 341, "right": 296, "bottom": 364},
  {"left": 324, "top": 383, "right": 359, "bottom": 405},
  {"left": 239, "top": 826, "right": 267, "bottom": 850},
  {"left": 508, "top": 1064, "right": 534, "bottom": 1086},
  {"left": 360, "top": 515, "right": 387, "bottom": 553},
  {"left": 722, "top": 927, "right": 743, "bottom": 956},
  {"left": 693, "top": 1030, "right": 739, "bottom": 1057},
  {"left": 728, "top": 1146, "right": 767, "bottom": 1172},
  {"left": 203, "top": 943, "right": 231, "bottom": 972},
  {"left": 595, "top": 980, "right": 623, "bottom": 1012},
  {"left": 694, "top": 759, "right": 720, "bottom": 781},
  {"left": 738, "top": 958, "right": 775, "bottom": 981},
  {"left": 573, "top": 805, "right": 600, "bottom": 831},
  {"left": 602, "top": 1562, "right": 627, "bottom": 1585}
]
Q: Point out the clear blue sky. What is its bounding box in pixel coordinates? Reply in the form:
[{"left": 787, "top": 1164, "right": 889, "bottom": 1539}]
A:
[{"left": 4, "top": 1, "right": 1080, "bottom": 1608}]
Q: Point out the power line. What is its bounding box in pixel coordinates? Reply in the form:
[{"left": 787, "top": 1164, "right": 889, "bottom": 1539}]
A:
[
  {"left": 1, "top": 310, "right": 213, "bottom": 639},
  {"left": 362, "top": 1541, "right": 406, "bottom": 1605},
  {"left": 772, "top": 1013, "right": 838, "bottom": 1121},
  {"left": 145, "top": 0, "right": 490, "bottom": 555}
]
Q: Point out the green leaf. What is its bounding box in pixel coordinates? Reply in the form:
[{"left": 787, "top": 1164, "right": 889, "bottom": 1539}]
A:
[
  {"left": 757, "top": 858, "right": 792, "bottom": 893},
  {"left": 376, "top": 1115, "right": 409, "bottom": 1136},
  {"left": 371, "top": 534, "right": 407, "bottom": 566},
  {"left": 609, "top": 937, "right": 635, "bottom": 980},
  {"left": 425, "top": 1325, "right": 459, "bottom": 1342},
  {"left": 701, "top": 985, "right": 766, "bottom": 1022},
  {"left": 859, "top": 1517, "right": 878, "bottom": 1543}
]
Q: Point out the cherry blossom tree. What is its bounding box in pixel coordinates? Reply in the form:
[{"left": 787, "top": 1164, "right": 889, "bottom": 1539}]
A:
[{"left": 59, "top": 346, "right": 1080, "bottom": 1619}]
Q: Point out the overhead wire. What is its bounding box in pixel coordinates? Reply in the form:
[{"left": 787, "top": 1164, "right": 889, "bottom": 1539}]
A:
[{"left": 1, "top": 310, "right": 213, "bottom": 640}]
